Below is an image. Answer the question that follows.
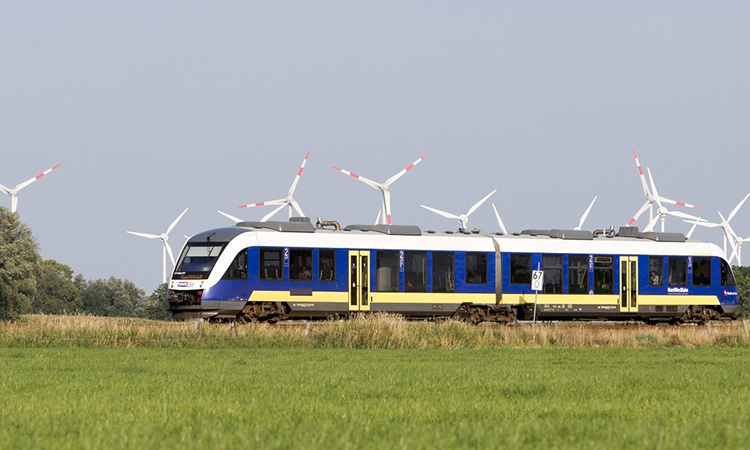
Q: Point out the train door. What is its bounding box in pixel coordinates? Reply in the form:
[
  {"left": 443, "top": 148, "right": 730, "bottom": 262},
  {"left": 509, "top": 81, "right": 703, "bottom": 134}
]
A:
[
  {"left": 348, "top": 251, "right": 371, "bottom": 312},
  {"left": 619, "top": 256, "right": 638, "bottom": 313}
]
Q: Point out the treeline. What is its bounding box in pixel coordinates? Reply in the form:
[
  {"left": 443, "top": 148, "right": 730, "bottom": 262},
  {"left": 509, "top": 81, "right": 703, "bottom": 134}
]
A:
[{"left": 1, "top": 207, "right": 169, "bottom": 321}]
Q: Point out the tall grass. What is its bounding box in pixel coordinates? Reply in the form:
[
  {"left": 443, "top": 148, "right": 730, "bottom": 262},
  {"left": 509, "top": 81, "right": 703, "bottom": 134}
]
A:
[{"left": 2, "top": 314, "right": 749, "bottom": 349}]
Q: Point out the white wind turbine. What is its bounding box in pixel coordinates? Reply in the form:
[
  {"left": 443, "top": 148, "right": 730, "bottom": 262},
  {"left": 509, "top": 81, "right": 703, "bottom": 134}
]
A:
[
  {"left": 127, "top": 208, "right": 189, "bottom": 284},
  {"left": 421, "top": 190, "right": 496, "bottom": 230},
  {"left": 687, "top": 192, "right": 750, "bottom": 261},
  {"left": 0, "top": 163, "right": 61, "bottom": 213},
  {"left": 642, "top": 168, "right": 702, "bottom": 232},
  {"left": 626, "top": 150, "right": 701, "bottom": 229},
  {"left": 574, "top": 196, "right": 597, "bottom": 231},
  {"left": 332, "top": 153, "right": 429, "bottom": 225},
  {"left": 238, "top": 152, "right": 311, "bottom": 222}
]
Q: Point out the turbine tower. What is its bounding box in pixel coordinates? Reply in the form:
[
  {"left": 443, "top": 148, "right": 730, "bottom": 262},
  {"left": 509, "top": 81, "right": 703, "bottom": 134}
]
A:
[
  {"left": 127, "top": 208, "right": 189, "bottom": 284},
  {"left": 0, "top": 163, "right": 61, "bottom": 213},
  {"left": 421, "top": 189, "right": 496, "bottom": 230},
  {"left": 332, "top": 153, "right": 429, "bottom": 225},
  {"left": 238, "top": 152, "right": 311, "bottom": 222}
]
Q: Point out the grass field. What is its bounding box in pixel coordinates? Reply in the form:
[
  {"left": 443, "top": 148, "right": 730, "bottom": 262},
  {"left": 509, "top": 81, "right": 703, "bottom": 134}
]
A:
[{"left": 2, "top": 316, "right": 750, "bottom": 449}]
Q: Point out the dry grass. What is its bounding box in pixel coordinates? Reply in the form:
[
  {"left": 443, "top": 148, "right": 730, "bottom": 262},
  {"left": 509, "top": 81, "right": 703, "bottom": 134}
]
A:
[{"left": 1, "top": 313, "right": 749, "bottom": 349}]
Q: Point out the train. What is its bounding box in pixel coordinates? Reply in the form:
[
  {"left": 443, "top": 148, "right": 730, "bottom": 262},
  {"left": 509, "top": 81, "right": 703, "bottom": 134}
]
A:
[{"left": 167, "top": 218, "right": 741, "bottom": 324}]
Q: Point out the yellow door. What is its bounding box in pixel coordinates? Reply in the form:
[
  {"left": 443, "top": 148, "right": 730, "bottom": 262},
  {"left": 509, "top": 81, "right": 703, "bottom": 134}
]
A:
[
  {"left": 348, "top": 251, "right": 371, "bottom": 312},
  {"left": 619, "top": 256, "right": 639, "bottom": 313}
]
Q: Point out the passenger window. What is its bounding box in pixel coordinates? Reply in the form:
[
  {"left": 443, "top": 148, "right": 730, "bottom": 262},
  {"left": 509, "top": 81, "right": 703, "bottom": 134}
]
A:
[
  {"left": 720, "top": 259, "right": 736, "bottom": 286},
  {"left": 223, "top": 249, "right": 248, "bottom": 280},
  {"left": 542, "top": 254, "right": 563, "bottom": 294},
  {"left": 649, "top": 256, "right": 664, "bottom": 286},
  {"left": 318, "top": 250, "right": 336, "bottom": 282},
  {"left": 290, "top": 249, "right": 313, "bottom": 281},
  {"left": 260, "top": 248, "right": 283, "bottom": 281},
  {"left": 432, "top": 252, "right": 455, "bottom": 293},
  {"left": 568, "top": 255, "right": 589, "bottom": 294},
  {"left": 692, "top": 257, "right": 711, "bottom": 287},
  {"left": 465, "top": 252, "right": 488, "bottom": 284},
  {"left": 404, "top": 251, "right": 427, "bottom": 292},
  {"left": 510, "top": 253, "right": 532, "bottom": 285},
  {"left": 668, "top": 257, "right": 688, "bottom": 286},
  {"left": 376, "top": 251, "right": 399, "bottom": 292},
  {"left": 594, "top": 256, "right": 614, "bottom": 294}
]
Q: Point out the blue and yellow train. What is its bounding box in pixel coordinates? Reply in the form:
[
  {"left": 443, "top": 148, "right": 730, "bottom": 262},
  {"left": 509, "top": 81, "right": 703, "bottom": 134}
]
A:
[{"left": 167, "top": 220, "right": 740, "bottom": 324}]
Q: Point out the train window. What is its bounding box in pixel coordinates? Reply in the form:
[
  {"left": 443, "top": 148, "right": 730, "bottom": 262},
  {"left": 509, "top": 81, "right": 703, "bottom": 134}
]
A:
[
  {"left": 668, "top": 257, "right": 688, "bottom": 286},
  {"left": 593, "top": 256, "right": 614, "bottom": 294},
  {"left": 318, "top": 250, "right": 336, "bottom": 282},
  {"left": 649, "top": 257, "right": 664, "bottom": 286},
  {"left": 568, "top": 255, "right": 589, "bottom": 295},
  {"left": 260, "top": 248, "right": 283, "bottom": 281},
  {"left": 466, "top": 253, "right": 488, "bottom": 284},
  {"left": 432, "top": 252, "right": 455, "bottom": 293},
  {"left": 174, "top": 244, "right": 226, "bottom": 280},
  {"left": 376, "top": 251, "right": 399, "bottom": 292},
  {"left": 692, "top": 257, "right": 711, "bottom": 287},
  {"left": 721, "top": 259, "right": 737, "bottom": 286},
  {"left": 510, "top": 253, "right": 532, "bottom": 285},
  {"left": 404, "top": 252, "right": 427, "bottom": 292},
  {"left": 290, "top": 249, "right": 313, "bottom": 281},
  {"left": 542, "top": 255, "right": 563, "bottom": 294},
  {"left": 222, "top": 249, "right": 248, "bottom": 280}
]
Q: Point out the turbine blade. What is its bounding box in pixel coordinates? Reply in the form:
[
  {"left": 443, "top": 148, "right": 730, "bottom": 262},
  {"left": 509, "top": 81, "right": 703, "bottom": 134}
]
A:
[
  {"left": 647, "top": 168, "right": 663, "bottom": 209},
  {"left": 420, "top": 205, "right": 459, "bottom": 220},
  {"left": 127, "top": 231, "right": 161, "bottom": 239},
  {"left": 627, "top": 201, "right": 651, "bottom": 226},
  {"left": 383, "top": 190, "right": 392, "bottom": 225},
  {"left": 331, "top": 165, "right": 382, "bottom": 190},
  {"left": 14, "top": 163, "right": 61, "bottom": 192},
  {"left": 577, "top": 196, "right": 597, "bottom": 230},
  {"left": 238, "top": 198, "right": 286, "bottom": 209},
  {"left": 166, "top": 208, "right": 189, "bottom": 234},
  {"left": 466, "top": 189, "right": 497, "bottom": 217},
  {"left": 686, "top": 218, "right": 702, "bottom": 239},
  {"left": 261, "top": 202, "right": 288, "bottom": 222},
  {"left": 666, "top": 210, "right": 700, "bottom": 221},
  {"left": 384, "top": 153, "right": 430, "bottom": 187},
  {"left": 165, "top": 242, "right": 176, "bottom": 266},
  {"left": 643, "top": 214, "right": 660, "bottom": 233},
  {"left": 492, "top": 203, "right": 508, "bottom": 234},
  {"left": 632, "top": 150, "right": 651, "bottom": 199},
  {"left": 657, "top": 196, "right": 702, "bottom": 210},
  {"left": 375, "top": 210, "right": 381, "bottom": 225},
  {"left": 0, "top": 184, "right": 9, "bottom": 195},
  {"left": 290, "top": 199, "right": 305, "bottom": 218},
  {"left": 728, "top": 192, "right": 750, "bottom": 223},
  {"left": 218, "top": 210, "right": 243, "bottom": 223},
  {"left": 287, "top": 151, "right": 311, "bottom": 197}
]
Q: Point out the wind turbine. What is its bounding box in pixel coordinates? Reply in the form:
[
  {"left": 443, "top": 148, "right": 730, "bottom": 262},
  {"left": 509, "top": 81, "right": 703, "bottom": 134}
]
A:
[
  {"left": 574, "top": 196, "right": 597, "bottom": 231},
  {"left": 642, "top": 168, "right": 701, "bottom": 232},
  {"left": 686, "top": 192, "right": 750, "bottom": 260},
  {"left": 727, "top": 229, "right": 750, "bottom": 266},
  {"left": 332, "top": 153, "right": 429, "bottom": 225},
  {"left": 238, "top": 152, "right": 310, "bottom": 222},
  {"left": 626, "top": 150, "right": 700, "bottom": 228},
  {"left": 421, "top": 189, "right": 496, "bottom": 230},
  {"left": 0, "top": 163, "right": 61, "bottom": 213},
  {"left": 127, "top": 208, "right": 189, "bottom": 284}
]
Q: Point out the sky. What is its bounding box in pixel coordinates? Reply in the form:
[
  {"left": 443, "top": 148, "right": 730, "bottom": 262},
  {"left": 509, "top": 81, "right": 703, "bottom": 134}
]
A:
[{"left": 1, "top": 1, "right": 750, "bottom": 293}]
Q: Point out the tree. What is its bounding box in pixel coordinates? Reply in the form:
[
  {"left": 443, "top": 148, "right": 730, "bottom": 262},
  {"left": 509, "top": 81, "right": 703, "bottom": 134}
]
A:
[
  {"left": 733, "top": 266, "right": 750, "bottom": 317},
  {"left": 33, "top": 259, "right": 82, "bottom": 314},
  {"left": 80, "top": 277, "right": 145, "bottom": 317},
  {"left": 140, "top": 283, "right": 172, "bottom": 321},
  {"left": 0, "top": 207, "right": 41, "bottom": 320}
]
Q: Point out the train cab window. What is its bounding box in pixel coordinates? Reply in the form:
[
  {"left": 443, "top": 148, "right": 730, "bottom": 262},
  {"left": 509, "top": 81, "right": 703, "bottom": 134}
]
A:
[
  {"left": 593, "top": 256, "right": 614, "bottom": 294},
  {"left": 649, "top": 256, "right": 664, "bottom": 286},
  {"left": 290, "top": 249, "right": 313, "bottom": 281},
  {"left": 465, "top": 253, "right": 488, "bottom": 284},
  {"left": 668, "top": 257, "right": 688, "bottom": 286},
  {"left": 432, "top": 252, "right": 455, "bottom": 293},
  {"left": 223, "top": 249, "right": 248, "bottom": 280},
  {"left": 318, "top": 250, "right": 336, "bottom": 282},
  {"left": 376, "top": 251, "right": 399, "bottom": 292},
  {"left": 260, "top": 248, "right": 283, "bottom": 281},
  {"left": 404, "top": 252, "right": 427, "bottom": 292},
  {"left": 568, "top": 255, "right": 589, "bottom": 294},
  {"left": 721, "top": 259, "right": 737, "bottom": 286},
  {"left": 510, "top": 253, "right": 532, "bottom": 285},
  {"left": 542, "top": 255, "right": 563, "bottom": 294},
  {"left": 692, "top": 257, "right": 711, "bottom": 287}
]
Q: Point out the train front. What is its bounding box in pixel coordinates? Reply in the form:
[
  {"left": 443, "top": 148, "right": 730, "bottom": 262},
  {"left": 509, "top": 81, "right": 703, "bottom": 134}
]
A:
[{"left": 167, "top": 227, "right": 255, "bottom": 319}]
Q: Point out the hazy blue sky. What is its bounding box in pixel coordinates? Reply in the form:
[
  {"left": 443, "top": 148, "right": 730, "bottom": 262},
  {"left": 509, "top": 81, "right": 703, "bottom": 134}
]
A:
[{"left": 2, "top": 1, "right": 749, "bottom": 292}]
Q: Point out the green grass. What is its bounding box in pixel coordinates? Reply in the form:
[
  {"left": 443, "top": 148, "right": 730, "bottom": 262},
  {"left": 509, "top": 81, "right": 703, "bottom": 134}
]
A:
[{"left": 1, "top": 347, "right": 749, "bottom": 449}]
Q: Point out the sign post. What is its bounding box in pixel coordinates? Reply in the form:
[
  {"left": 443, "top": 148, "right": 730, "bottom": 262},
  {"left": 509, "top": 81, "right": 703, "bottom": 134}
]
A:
[{"left": 531, "top": 264, "right": 543, "bottom": 325}]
